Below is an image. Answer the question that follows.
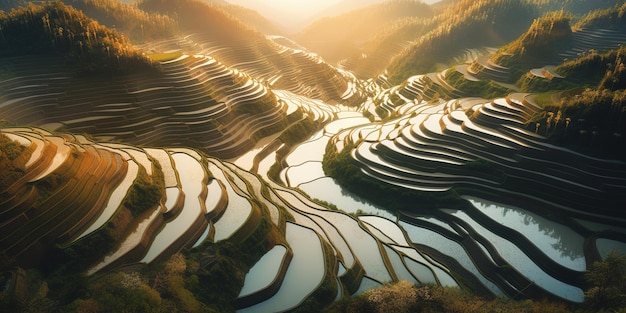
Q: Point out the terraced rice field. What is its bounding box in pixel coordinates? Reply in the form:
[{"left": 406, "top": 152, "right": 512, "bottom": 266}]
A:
[
  {"left": 2, "top": 16, "right": 626, "bottom": 311},
  {"left": 0, "top": 55, "right": 293, "bottom": 159},
  {"left": 1, "top": 125, "right": 465, "bottom": 309},
  {"left": 318, "top": 94, "right": 626, "bottom": 302}
]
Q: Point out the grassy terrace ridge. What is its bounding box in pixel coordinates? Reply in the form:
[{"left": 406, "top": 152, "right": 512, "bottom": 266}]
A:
[
  {"left": 323, "top": 140, "right": 464, "bottom": 212},
  {"left": 443, "top": 69, "right": 514, "bottom": 100}
]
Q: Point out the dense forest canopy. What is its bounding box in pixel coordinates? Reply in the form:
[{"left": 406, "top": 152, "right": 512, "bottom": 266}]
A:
[
  {"left": 0, "top": 1, "right": 152, "bottom": 73},
  {"left": 61, "top": 0, "right": 176, "bottom": 42}
]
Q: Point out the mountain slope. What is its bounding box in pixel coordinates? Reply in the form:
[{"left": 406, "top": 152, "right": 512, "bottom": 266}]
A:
[
  {"left": 385, "top": 0, "right": 537, "bottom": 84},
  {"left": 531, "top": 0, "right": 624, "bottom": 15},
  {"left": 483, "top": 11, "right": 573, "bottom": 82},
  {"left": 0, "top": 52, "right": 295, "bottom": 159},
  {"left": 0, "top": 1, "right": 151, "bottom": 73},
  {"left": 574, "top": 2, "right": 626, "bottom": 30},
  {"left": 61, "top": 0, "right": 176, "bottom": 43}
]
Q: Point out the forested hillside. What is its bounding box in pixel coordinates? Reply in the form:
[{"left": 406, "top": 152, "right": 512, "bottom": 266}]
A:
[
  {"left": 519, "top": 45, "right": 626, "bottom": 158},
  {"left": 61, "top": 0, "right": 176, "bottom": 42},
  {"left": 574, "top": 2, "right": 626, "bottom": 30},
  {"left": 386, "top": 0, "right": 537, "bottom": 83},
  {"left": 138, "top": 0, "right": 262, "bottom": 42},
  {"left": 488, "top": 11, "right": 573, "bottom": 81},
  {"left": 0, "top": 2, "right": 151, "bottom": 73},
  {"left": 531, "top": 0, "right": 624, "bottom": 15}
]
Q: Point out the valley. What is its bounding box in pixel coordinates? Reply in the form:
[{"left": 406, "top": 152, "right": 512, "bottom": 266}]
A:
[{"left": 1, "top": 0, "right": 625, "bottom": 312}]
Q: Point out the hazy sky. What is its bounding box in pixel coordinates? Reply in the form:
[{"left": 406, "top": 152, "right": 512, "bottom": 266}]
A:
[
  {"left": 229, "top": 0, "right": 341, "bottom": 16},
  {"left": 227, "top": 0, "right": 442, "bottom": 30},
  {"left": 267, "top": 0, "right": 341, "bottom": 13},
  {"left": 228, "top": 0, "right": 443, "bottom": 16}
]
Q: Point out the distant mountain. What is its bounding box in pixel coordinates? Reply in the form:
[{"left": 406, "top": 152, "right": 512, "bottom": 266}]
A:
[
  {"left": 225, "top": 0, "right": 339, "bottom": 31},
  {"left": 310, "top": 0, "right": 384, "bottom": 19},
  {"left": 341, "top": 11, "right": 440, "bottom": 78},
  {"left": 217, "top": 3, "right": 284, "bottom": 35},
  {"left": 295, "top": 0, "right": 434, "bottom": 63}
]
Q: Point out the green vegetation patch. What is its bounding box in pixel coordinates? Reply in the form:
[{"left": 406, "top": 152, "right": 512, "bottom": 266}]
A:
[
  {"left": 529, "top": 88, "right": 626, "bottom": 159},
  {"left": 148, "top": 52, "right": 184, "bottom": 62},
  {"left": 323, "top": 141, "right": 462, "bottom": 213},
  {"left": 0, "top": 133, "right": 31, "bottom": 190},
  {"left": 445, "top": 70, "right": 513, "bottom": 99},
  {"left": 518, "top": 45, "right": 626, "bottom": 93},
  {"left": 123, "top": 162, "right": 165, "bottom": 216},
  {"left": 295, "top": 0, "right": 434, "bottom": 63},
  {"left": 187, "top": 212, "right": 283, "bottom": 312}
]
